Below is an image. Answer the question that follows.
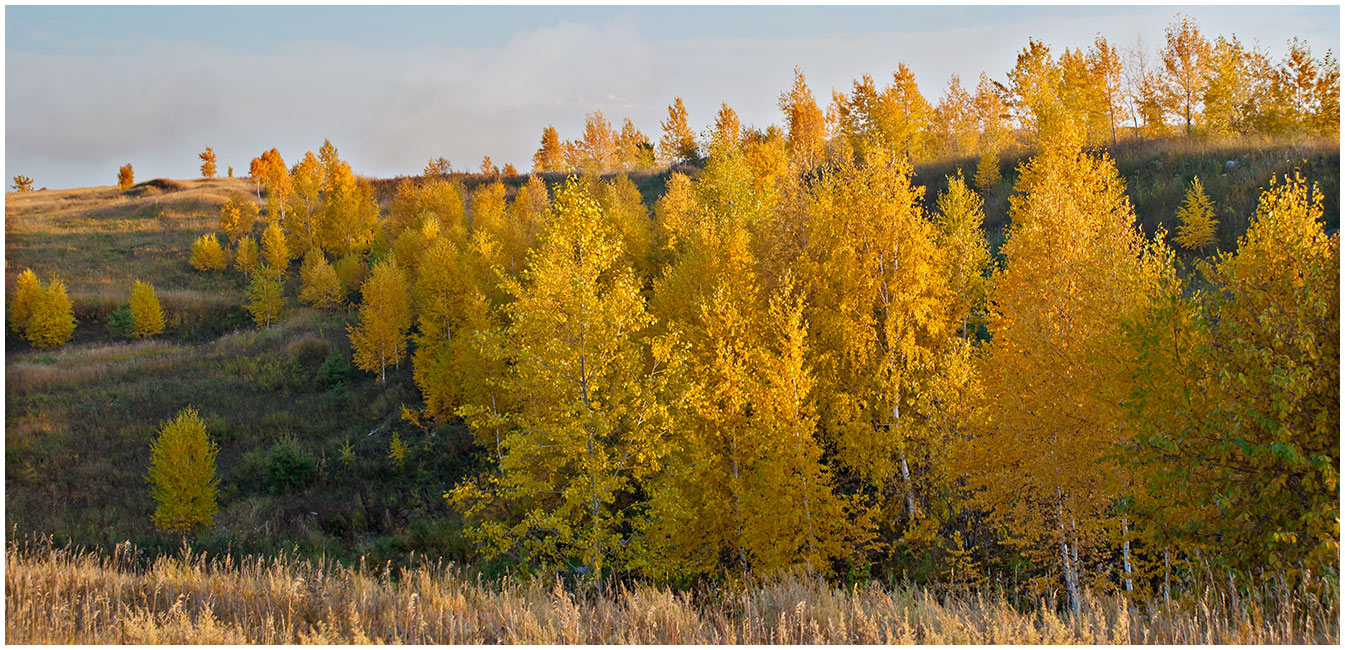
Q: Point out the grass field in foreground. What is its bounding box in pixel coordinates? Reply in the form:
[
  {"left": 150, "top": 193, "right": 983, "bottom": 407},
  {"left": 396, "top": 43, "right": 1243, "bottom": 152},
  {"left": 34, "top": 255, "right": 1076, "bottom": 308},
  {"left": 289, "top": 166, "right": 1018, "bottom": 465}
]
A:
[{"left": 5, "top": 539, "right": 1337, "bottom": 644}]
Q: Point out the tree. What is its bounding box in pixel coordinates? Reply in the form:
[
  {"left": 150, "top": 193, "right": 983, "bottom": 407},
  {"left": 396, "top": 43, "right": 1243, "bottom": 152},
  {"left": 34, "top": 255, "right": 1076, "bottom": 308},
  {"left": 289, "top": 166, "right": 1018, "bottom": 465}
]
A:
[
  {"left": 11, "top": 174, "right": 33, "bottom": 192},
  {"left": 298, "top": 249, "right": 345, "bottom": 309},
  {"left": 1201, "top": 35, "right": 1255, "bottom": 136},
  {"left": 319, "top": 160, "right": 379, "bottom": 257},
  {"left": 25, "top": 276, "right": 76, "bottom": 349},
  {"left": 659, "top": 96, "right": 699, "bottom": 164},
  {"left": 1174, "top": 176, "right": 1218, "bottom": 251},
  {"left": 146, "top": 407, "right": 218, "bottom": 534},
  {"left": 581, "top": 111, "right": 618, "bottom": 172},
  {"left": 218, "top": 194, "right": 259, "bottom": 244},
  {"left": 973, "top": 150, "right": 1001, "bottom": 191},
  {"left": 189, "top": 233, "right": 227, "bottom": 271},
  {"left": 712, "top": 102, "right": 743, "bottom": 149},
  {"left": 934, "top": 172, "right": 992, "bottom": 337},
  {"left": 348, "top": 260, "right": 411, "bottom": 383},
  {"left": 261, "top": 221, "right": 290, "bottom": 270},
  {"left": 9, "top": 268, "right": 42, "bottom": 334},
  {"left": 118, "top": 164, "right": 135, "bottom": 190},
  {"left": 286, "top": 151, "right": 324, "bottom": 256},
  {"left": 129, "top": 279, "right": 165, "bottom": 339},
  {"left": 501, "top": 163, "right": 518, "bottom": 176},
  {"left": 199, "top": 147, "right": 217, "bottom": 178},
  {"left": 972, "top": 73, "right": 1014, "bottom": 152},
  {"left": 932, "top": 75, "right": 978, "bottom": 158},
  {"left": 479, "top": 155, "right": 499, "bottom": 176},
  {"left": 1127, "top": 174, "right": 1338, "bottom": 578},
  {"left": 779, "top": 67, "right": 827, "bottom": 173},
  {"left": 1008, "top": 39, "right": 1067, "bottom": 143},
  {"left": 617, "top": 118, "right": 656, "bottom": 170},
  {"left": 246, "top": 267, "right": 285, "bottom": 327},
  {"left": 955, "top": 138, "right": 1172, "bottom": 617},
  {"left": 250, "top": 148, "right": 291, "bottom": 220},
  {"left": 449, "top": 178, "right": 678, "bottom": 583},
  {"left": 1160, "top": 14, "right": 1211, "bottom": 135},
  {"left": 533, "top": 125, "right": 564, "bottom": 173},
  {"left": 424, "top": 156, "right": 453, "bottom": 178},
  {"left": 1090, "top": 35, "right": 1126, "bottom": 145},
  {"left": 233, "top": 236, "right": 259, "bottom": 275}
]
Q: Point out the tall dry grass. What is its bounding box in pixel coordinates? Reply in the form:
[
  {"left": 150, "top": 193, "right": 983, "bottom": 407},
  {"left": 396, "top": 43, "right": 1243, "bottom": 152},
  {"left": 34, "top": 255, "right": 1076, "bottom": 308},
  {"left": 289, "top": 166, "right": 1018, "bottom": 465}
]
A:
[{"left": 6, "top": 539, "right": 1336, "bottom": 644}]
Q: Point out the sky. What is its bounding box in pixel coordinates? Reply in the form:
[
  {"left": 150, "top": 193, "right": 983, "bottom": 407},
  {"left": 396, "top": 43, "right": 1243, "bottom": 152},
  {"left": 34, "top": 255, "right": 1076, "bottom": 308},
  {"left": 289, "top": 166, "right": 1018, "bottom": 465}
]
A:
[{"left": 6, "top": 5, "right": 1340, "bottom": 190}]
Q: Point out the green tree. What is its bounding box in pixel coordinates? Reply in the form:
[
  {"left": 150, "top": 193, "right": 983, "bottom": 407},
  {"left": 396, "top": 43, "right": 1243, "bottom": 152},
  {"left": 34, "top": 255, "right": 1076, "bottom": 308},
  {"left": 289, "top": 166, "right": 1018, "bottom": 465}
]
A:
[{"left": 147, "top": 407, "right": 219, "bottom": 534}]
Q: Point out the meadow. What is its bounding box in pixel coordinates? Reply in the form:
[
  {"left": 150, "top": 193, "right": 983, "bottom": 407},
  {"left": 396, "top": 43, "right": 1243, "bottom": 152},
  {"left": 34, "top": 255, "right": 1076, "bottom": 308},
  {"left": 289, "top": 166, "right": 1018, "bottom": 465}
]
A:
[{"left": 6, "top": 537, "right": 1337, "bottom": 644}]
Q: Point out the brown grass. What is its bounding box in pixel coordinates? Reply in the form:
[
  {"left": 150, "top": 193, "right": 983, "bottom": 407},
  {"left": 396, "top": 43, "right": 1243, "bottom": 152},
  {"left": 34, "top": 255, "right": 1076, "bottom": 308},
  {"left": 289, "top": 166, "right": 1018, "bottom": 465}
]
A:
[{"left": 5, "top": 539, "right": 1336, "bottom": 644}]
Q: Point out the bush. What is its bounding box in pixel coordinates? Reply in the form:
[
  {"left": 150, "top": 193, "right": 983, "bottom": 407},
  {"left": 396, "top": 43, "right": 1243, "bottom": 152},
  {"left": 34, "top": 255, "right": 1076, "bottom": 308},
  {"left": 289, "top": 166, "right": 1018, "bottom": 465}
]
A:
[
  {"left": 264, "top": 439, "right": 316, "bottom": 495},
  {"left": 318, "top": 349, "right": 352, "bottom": 388},
  {"left": 106, "top": 305, "right": 135, "bottom": 340}
]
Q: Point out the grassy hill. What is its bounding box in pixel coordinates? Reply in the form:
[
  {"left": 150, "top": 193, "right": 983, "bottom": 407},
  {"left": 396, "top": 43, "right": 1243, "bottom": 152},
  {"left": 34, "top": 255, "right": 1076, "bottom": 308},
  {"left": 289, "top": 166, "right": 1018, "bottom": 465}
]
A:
[{"left": 5, "top": 137, "right": 1339, "bottom": 569}]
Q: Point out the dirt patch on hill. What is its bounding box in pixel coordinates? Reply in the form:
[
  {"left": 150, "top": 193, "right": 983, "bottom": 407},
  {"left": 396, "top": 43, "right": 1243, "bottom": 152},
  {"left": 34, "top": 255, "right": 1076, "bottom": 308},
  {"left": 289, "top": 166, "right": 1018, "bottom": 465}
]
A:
[{"left": 129, "top": 178, "right": 186, "bottom": 195}]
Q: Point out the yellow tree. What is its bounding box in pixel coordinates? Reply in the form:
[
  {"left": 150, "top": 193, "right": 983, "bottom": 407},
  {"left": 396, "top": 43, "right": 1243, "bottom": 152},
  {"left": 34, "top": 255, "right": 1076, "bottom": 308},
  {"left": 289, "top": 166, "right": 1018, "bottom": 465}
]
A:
[
  {"left": 617, "top": 118, "right": 655, "bottom": 170},
  {"left": 129, "top": 279, "right": 165, "bottom": 339},
  {"left": 1173, "top": 176, "right": 1218, "bottom": 251},
  {"left": 349, "top": 260, "right": 411, "bottom": 383},
  {"left": 449, "top": 178, "right": 678, "bottom": 582},
  {"left": 798, "top": 156, "right": 952, "bottom": 541},
  {"left": 11, "top": 174, "right": 34, "bottom": 192},
  {"left": 118, "top": 164, "right": 135, "bottom": 190},
  {"left": 319, "top": 161, "right": 379, "bottom": 257},
  {"left": 217, "top": 194, "right": 259, "bottom": 244},
  {"left": 956, "top": 136, "right": 1171, "bottom": 616},
  {"left": 973, "top": 150, "right": 1001, "bottom": 192},
  {"left": 1008, "top": 39, "right": 1066, "bottom": 143},
  {"left": 533, "top": 125, "right": 564, "bottom": 172},
  {"left": 658, "top": 96, "right": 699, "bottom": 164},
  {"left": 385, "top": 176, "right": 467, "bottom": 244},
  {"left": 9, "top": 268, "right": 42, "bottom": 334},
  {"left": 932, "top": 75, "right": 978, "bottom": 158},
  {"left": 1089, "top": 35, "right": 1126, "bottom": 145},
  {"left": 261, "top": 221, "right": 290, "bottom": 270},
  {"left": 581, "top": 111, "right": 618, "bottom": 173},
  {"left": 147, "top": 407, "right": 219, "bottom": 534},
  {"left": 251, "top": 148, "right": 292, "bottom": 222},
  {"left": 972, "top": 73, "right": 1014, "bottom": 153},
  {"left": 479, "top": 155, "right": 499, "bottom": 176},
  {"left": 189, "top": 233, "right": 227, "bottom": 271},
  {"left": 779, "top": 67, "right": 827, "bottom": 173},
  {"left": 498, "top": 174, "right": 550, "bottom": 276},
  {"left": 597, "top": 174, "right": 653, "bottom": 279},
  {"left": 934, "top": 172, "right": 992, "bottom": 338},
  {"left": 245, "top": 267, "right": 285, "bottom": 328},
  {"left": 199, "top": 147, "right": 217, "bottom": 178},
  {"left": 24, "top": 276, "right": 76, "bottom": 349},
  {"left": 233, "top": 236, "right": 259, "bottom": 275},
  {"left": 298, "top": 249, "right": 345, "bottom": 309},
  {"left": 1160, "top": 13, "right": 1211, "bottom": 135},
  {"left": 286, "top": 151, "right": 324, "bottom": 256}
]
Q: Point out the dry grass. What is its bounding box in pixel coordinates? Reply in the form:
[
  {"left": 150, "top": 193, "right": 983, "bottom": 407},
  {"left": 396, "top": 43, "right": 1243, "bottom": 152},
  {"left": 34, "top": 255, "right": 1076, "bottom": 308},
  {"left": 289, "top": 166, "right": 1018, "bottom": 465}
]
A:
[{"left": 6, "top": 539, "right": 1336, "bottom": 644}]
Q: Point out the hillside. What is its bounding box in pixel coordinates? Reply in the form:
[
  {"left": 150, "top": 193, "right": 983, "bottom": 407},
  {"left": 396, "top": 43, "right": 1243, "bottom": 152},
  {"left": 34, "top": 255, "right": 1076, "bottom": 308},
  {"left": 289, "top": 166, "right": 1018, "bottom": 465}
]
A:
[{"left": 4, "top": 137, "right": 1339, "bottom": 570}]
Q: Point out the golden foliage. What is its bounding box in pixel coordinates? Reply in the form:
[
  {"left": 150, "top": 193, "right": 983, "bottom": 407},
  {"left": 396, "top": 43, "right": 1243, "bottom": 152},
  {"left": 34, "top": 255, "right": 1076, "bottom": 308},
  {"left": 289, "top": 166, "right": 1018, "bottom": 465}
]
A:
[
  {"left": 146, "top": 407, "right": 219, "bottom": 534},
  {"left": 129, "top": 279, "right": 165, "bottom": 339},
  {"left": 297, "top": 250, "right": 344, "bottom": 310},
  {"left": 199, "top": 147, "right": 217, "bottom": 178},
  {"left": 348, "top": 260, "right": 411, "bottom": 383},
  {"left": 117, "top": 164, "right": 134, "bottom": 190},
  {"left": 1173, "top": 176, "right": 1218, "bottom": 250},
  {"left": 245, "top": 267, "right": 285, "bottom": 328},
  {"left": 189, "top": 233, "right": 227, "bottom": 271},
  {"left": 11, "top": 174, "right": 34, "bottom": 192}
]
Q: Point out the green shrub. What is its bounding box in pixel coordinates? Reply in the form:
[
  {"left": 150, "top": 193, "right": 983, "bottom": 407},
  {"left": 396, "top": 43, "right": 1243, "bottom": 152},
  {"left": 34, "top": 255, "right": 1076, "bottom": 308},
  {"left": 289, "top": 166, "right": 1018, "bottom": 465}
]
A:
[
  {"left": 106, "top": 305, "right": 135, "bottom": 340},
  {"left": 318, "top": 349, "right": 351, "bottom": 388},
  {"left": 264, "top": 439, "right": 316, "bottom": 495}
]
